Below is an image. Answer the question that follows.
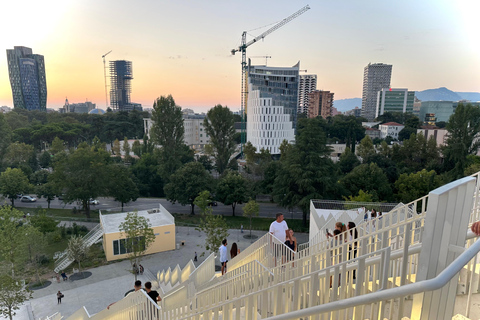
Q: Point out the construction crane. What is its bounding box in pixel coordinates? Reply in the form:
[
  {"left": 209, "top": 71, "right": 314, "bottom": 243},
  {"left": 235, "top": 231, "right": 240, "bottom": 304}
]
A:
[
  {"left": 231, "top": 5, "right": 310, "bottom": 154},
  {"left": 102, "top": 50, "right": 112, "bottom": 109},
  {"left": 250, "top": 55, "right": 272, "bottom": 66}
]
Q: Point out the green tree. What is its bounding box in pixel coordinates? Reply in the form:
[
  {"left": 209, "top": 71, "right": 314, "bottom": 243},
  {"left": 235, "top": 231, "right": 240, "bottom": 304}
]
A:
[
  {"left": 216, "top": 171, "right": 249, "bottom": 216},
  {"left": 49, "top": 136, "right": 65, "bottom": 155},
  {"left": 0, "top": 274, "right": 32, "bottom": 320},
  {"left": 395, "top": 169, "right": 443, "bottom": 203},
  {"left": 3, "top": 142, "right": 35, "bottom": 169},
  {"left": 0, "top": 113, "right": 11, "bottom": 160},
  {"left": 123, "top": 137, "right": 131, "bottom": 162},
  {"left": 49, "top": 143, "right": 110, "bottom": 218},
  {"left": 0, "top": 168, "right": 31, "bottom": 206},
  {"left": 29, "top": 211, "right": 58, "bottom": 234},
  {"left": 35, "top": 182, "right": 57, "bottom": 209},
  {"left": 130, "top": 152, "right": 164, "bottom": 197},
  {"left": 164, "top": 162, "right": 213, "bottom": 215},
  {"left": 132, "top": 140, "right": 142, "bottom": 157},
  {"left": 203, "top": 105, "right": 236, "bottom": 174},
  {"left": 112, "top": 139, "right": 121, "bottom": 156},
  {"left": 273, "top": 118, "right": 338, "bottom": 226},
  {"left": 343, "top": 189, "right": 374, "bottom": 202},
  {"left": 357, "top": 136, "right": 375, "bottom": 161},
  {"left": 38, "top": 151, "right": 51, "bottom": 168},
  {"left": 338, "top": 147, "right": 360, "bottom": 174},
  {"left": 243, "top": 199, "right": 259, "bottom": 239},
  {"left": 67, "top": 235, "right": 89, "bottom": 276},
  {"left": 150, "top": 95, "right": 186, "bottom": 179},
  {"left": 340, "top": 163, "right": 392, "bottom": 201},
  {"left": 443, "top": 103, "right": 480, "bottom": 179},
  {"left": 0, "top": 207, "right": 30, "bottom": 277},
  {"left": 195, "top": 191, "right": 229, "bottom": 257},
  {"left": 107, "top": 164, "right": 139, "bottom": 209},
  {"left": 119, "top": 211, "right": 156, "bottom": 281},
  {"left": 21, "top": 226, "right": 47, "bottom": 284},
  {"left": 196, "top": 155, "right": 214, "bottom": 172}
]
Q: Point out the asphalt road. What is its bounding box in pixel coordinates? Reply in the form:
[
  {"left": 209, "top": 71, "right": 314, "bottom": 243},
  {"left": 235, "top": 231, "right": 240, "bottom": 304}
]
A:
[{"left": 6, "top": 195, "right": 305, "bottom": 220}]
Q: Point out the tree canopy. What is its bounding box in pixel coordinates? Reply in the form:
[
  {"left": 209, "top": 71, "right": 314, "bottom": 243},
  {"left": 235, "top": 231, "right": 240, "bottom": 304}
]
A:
[
  {"left": 164, "top": 162, "right": 213, "bottom": 215},
  {"left": 273, "top": 118, "right": 338, "bottom": 225},
  {"left": 216, "top": 171, "right": 249, "bottom": 216},
  {"left": 119, "top": 211, "right": 155, "bottom": 280},
  {"left": 203, "top": 105, "right": 236, "bottom": 174}
]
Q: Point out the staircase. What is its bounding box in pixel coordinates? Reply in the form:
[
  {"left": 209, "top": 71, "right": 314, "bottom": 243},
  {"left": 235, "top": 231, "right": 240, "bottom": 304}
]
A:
[
  {"left": 54, "top": 224, "right": 104, "bottom": 273},
  {"left": 63, "top": 173, "right": 480, "bottom": 319}
]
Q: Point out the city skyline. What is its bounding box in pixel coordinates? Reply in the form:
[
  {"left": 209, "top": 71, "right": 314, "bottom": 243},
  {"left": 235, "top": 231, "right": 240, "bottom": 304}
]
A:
[{"left": 0, "top": 0, "right": 479, "bottom": 113}]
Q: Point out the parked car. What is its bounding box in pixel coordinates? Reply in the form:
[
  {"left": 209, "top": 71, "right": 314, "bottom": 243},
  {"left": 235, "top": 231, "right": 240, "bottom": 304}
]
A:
[
  {"left": 208, "top": 200, "right": 217, "bottom": 206},
  {"left": 21, "top": 196, "right": 37, "bottom": 202},
  {"left": 89, "top": 198, "right": 99, "bottom": 205}
]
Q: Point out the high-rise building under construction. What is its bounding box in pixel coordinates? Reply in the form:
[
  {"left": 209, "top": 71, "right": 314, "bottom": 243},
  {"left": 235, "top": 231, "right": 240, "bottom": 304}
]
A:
[{"left": 109, "top": 60, "right": 142, "bottom": 112}]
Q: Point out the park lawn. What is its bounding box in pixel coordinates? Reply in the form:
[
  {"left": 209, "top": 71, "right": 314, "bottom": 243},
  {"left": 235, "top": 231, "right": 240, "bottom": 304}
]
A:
[
  {"left": 15, "top": 207, "right": 100, "bottom": 222},
  {"left": 173, "top": 213, "right": 309, "bottom": 233}
]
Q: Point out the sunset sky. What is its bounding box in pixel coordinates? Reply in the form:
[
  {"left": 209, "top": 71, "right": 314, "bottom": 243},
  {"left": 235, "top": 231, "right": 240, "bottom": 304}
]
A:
[{"left": 0, "top": 0, "right": 479, "bottom": 113}]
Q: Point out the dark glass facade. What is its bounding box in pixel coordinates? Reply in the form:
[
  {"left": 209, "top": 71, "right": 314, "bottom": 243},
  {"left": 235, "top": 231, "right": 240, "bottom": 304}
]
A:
[
  {"left": 247, "top": 62, "right": 299, "bottom": 127},
  {"left": 6, "top": 46, "right": 47, "bottom": 111}
]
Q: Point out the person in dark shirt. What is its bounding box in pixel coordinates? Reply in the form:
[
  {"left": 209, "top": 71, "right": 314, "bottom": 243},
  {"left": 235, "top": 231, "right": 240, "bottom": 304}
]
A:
[{"left": 145, "top": 281, "right": 161, "bottom": 303}]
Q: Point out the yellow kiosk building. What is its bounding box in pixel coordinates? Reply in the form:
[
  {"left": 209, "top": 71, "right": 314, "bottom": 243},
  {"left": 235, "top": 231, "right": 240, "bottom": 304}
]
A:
[{"left": 100, "top": 206, "right": 175, "bottom": 261}]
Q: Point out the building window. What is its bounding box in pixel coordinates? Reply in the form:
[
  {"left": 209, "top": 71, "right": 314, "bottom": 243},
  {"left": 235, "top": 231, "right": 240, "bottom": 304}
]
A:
[{"left": 113, "top": 236, "right": 145, "bottom": 256}]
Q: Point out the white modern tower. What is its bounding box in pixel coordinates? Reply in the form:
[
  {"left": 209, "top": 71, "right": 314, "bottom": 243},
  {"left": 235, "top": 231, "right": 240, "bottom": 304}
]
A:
[
  {"left": 247, "top": 84, "right": 295, "bottom": 154},
  {"left": 298, "top": 74, "right": 317, "bottom": 115},
  {"left": 361, "top": 63, "right": 392, "bottom": 121}
]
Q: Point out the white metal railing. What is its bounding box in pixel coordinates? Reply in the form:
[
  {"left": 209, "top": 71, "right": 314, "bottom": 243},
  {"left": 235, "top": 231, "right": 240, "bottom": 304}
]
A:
[
  {"left": 263, "top": 238, "right": 480, "bottom": 320},
  {"left": 228, "top": 232, "right": 295, "bottom": 272},
  {"left": 299, "top": 194, "right": 428, "bottom": 261},
  {"left": 66, "top": 289, "right": 161, "bottom": 320},
  {"left": 159, "top": 211, "right": 426, "bottom": 319}
]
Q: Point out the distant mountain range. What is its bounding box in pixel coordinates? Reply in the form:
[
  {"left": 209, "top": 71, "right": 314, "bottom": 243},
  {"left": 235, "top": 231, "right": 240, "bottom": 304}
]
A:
[
  {"left": 333, "top": 87, "right": 480, "bottom": 112},
  {"left": 333, "top": 98, "right": 362, "bottom": 112}
]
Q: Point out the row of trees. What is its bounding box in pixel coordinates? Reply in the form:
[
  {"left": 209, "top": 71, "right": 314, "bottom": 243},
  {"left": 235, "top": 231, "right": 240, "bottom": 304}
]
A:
[{"left": 1, "top": 99, "right": 479, "bottom": 227}]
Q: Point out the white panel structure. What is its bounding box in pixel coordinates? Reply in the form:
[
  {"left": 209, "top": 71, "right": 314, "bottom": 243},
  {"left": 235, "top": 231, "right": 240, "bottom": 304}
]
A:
[{"left": 247, "top": 85, "right": 295, "bottom": 154}]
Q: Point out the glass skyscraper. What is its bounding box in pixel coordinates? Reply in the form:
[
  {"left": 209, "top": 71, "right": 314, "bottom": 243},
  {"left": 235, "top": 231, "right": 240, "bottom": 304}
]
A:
[
  {"left": 6, "top": 46, "right": 47, "bottom": 111},
  {"left": 247, "top": 62, "right": 300, "bottom": 127}
]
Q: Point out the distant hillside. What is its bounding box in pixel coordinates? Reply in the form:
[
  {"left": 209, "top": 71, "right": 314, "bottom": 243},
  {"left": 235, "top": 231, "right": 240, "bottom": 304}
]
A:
[
  {"left": 457, "top": 92, "right": 480, "bottom": 102},
  {"left": 334, "top": 98, "right": 362, "bottom": 112},
  {"left": 415, "top": 87, "right": 461, "bottom": 101}
]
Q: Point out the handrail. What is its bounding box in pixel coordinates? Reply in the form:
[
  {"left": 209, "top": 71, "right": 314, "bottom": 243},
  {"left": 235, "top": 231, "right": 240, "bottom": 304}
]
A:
[{"left": 264, "top": 238, "right": 480, "bottom": 319}]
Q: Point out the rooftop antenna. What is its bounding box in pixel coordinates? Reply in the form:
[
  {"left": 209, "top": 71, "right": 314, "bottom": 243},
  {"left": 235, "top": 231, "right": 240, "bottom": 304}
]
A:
[{"left": 102, "top": 50, "right": 112, "bottom": 109}]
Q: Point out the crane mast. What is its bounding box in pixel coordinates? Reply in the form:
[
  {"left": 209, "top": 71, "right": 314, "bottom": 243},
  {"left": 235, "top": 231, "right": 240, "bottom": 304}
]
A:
[
  {"left": 231, "top": 5, "right": 310, "bottom": 155},
  {"left": 102, "top": 50, "right": 112, "bottom": 109}
]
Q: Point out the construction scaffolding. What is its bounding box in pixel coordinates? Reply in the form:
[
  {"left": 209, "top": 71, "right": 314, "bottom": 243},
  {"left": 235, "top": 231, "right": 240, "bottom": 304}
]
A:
[{"left": 109, "top": 60, "right": 133, "bottom": 111}]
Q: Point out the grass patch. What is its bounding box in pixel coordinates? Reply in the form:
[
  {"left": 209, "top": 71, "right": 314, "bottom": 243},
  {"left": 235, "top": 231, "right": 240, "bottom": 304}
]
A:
[
  {"left": 15, "top": 207, "right": 100, "bottom": 222},
  {"left": 173, "top": 213, "right": 309, "bottom": 233}
]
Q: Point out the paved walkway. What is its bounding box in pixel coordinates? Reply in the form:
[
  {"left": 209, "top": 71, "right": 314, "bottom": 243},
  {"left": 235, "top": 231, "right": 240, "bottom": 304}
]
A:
[{"left": 14, "top": 226, "right": 308, "bottom": 319}]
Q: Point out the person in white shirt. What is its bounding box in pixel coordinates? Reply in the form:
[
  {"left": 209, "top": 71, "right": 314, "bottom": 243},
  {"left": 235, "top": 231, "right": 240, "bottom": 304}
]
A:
[
  {"left": 269, "top": 213, "right": 289, "bottom": 265},
  {"left": 269, "top": 213, "right": 289, "bottom": 242},
  {"left": 219, "top": 239, "right": 228, "bottom": 275}
]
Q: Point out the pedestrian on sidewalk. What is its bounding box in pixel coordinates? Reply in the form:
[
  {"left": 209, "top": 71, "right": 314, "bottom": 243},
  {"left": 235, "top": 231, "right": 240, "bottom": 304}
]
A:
[
  {"left": 241, "top": 224, "right": 244, "bottom": 233},
  {"left": 57, "top": 291, "right": 63, "bottom": 304},
  {"left": 194, "top": 251, "right": 197, "bottom": 262}
]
